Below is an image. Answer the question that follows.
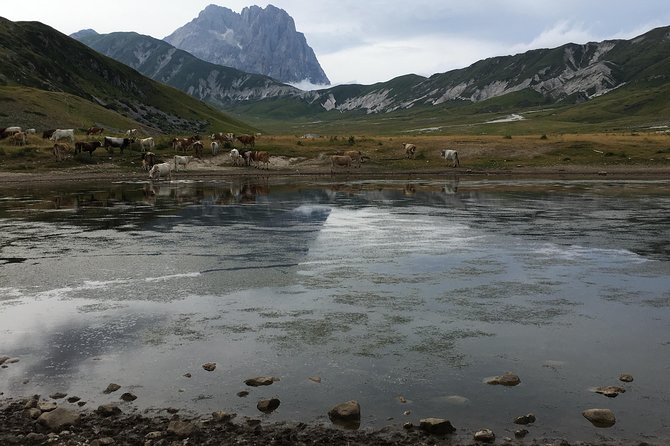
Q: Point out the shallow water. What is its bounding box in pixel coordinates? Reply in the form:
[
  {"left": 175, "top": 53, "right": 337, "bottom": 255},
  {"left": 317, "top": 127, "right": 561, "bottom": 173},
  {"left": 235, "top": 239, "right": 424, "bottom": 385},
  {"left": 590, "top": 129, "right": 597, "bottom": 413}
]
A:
[{"left": 1, "top": 176, "right": 669, "bottom": 443}]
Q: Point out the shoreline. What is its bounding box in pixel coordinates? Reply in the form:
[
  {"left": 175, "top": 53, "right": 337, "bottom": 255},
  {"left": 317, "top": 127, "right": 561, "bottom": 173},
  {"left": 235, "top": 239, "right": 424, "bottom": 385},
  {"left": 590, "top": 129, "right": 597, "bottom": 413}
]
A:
[
  {"left": 0, "top": 395, "right": 659, "bottom": 446},
  {"left": 1, "top": 164, "right": 669, "bottom": 187}
]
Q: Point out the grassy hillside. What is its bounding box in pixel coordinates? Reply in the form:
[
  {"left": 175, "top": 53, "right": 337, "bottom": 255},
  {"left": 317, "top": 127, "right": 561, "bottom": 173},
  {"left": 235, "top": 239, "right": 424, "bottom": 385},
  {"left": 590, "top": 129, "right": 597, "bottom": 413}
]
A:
[
  {"left": 0, "top": 86, "right": 145, "bottom": 133},
  {"left": 0, "top": 17, "right": 254, "bottom": 134},
  {"left": 236, "top": 78, "right": 670, "bottom": 136}
]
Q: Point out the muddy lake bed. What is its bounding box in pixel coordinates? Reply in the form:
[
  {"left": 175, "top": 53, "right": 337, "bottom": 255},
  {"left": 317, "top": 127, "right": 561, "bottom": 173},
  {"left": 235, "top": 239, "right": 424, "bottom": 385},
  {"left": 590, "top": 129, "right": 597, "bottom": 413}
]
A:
[{"left": 1, "top": 175, "right": 669, "bottom": 444}]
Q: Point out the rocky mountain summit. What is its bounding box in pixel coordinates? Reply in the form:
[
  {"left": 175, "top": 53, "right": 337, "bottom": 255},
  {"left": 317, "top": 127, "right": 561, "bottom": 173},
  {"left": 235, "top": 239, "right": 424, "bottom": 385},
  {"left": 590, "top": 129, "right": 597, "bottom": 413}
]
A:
[{"left": 164, "top": 4, "right": 330, "bottom": 86}]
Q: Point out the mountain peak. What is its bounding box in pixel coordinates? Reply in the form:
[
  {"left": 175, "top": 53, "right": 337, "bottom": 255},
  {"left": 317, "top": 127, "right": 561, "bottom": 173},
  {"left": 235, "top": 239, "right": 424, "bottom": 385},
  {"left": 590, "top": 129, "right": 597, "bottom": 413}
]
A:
[
  {"left": 70, "top": 28, "right": 98, "bottom": 40},
  {"left": 164, "top": 4, "right": 329, "bottom": 85}
]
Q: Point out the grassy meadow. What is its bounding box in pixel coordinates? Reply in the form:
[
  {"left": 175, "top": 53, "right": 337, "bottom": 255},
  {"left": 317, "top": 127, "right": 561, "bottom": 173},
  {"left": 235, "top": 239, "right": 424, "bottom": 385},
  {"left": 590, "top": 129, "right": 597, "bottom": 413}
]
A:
[{"left": 2, "top": 129, "right": 669, "bottom": 176}]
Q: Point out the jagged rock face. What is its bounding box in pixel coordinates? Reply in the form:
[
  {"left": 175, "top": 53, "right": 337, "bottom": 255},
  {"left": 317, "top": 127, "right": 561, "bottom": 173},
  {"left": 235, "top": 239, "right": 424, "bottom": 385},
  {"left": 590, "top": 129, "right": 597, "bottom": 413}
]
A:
[{"left": 164, "top": 4, "right": 330, "bottom": 86}]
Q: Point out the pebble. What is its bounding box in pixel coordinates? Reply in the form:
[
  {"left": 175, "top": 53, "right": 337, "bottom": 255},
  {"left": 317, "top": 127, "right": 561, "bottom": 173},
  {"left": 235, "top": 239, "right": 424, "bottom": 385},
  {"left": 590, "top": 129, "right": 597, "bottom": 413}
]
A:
[
  {"left": 103, "top": 383, "right": 121, "bottom": 394},
  {"left": 120, "top": 392, "right": 137, "bottom": 402},
  {"left": 474, "top": 428, "right": 495, "bottom": 443},
  {"left": 145, "top": 431, "right": 163, "bottom": 440},
  {"left": 594, "top": 386, "right": 626, "bottom": 398},
  {"left": 38, "top": 401, "right": 58, "bottom": 412},
  {"left": 237, "top": 390, "right": 250, "bottom": 397},
  {"left": 245, "top": 376, "right": 277, "bottom": 386},
  {"left": 514, "top": 429, "right": 529, "bottom": 438},
  {"left": 50, "top": 392, "right": 67, "bottom": 399},
  {"left": 212, "top": 411, "right": 236, "bottom": 422},
  {"left": 96, "top": 404, "right": 122, "bottom": 417},
  {"left": 619, "top": 373, "right": 634, "bottom": 383},
  {"left": 485, "top": 372, "right": 521, "bottom": 386},
  {"left": 90, "top": 437, "right": 115, "bottom": 446},
  {"left": 514, "top": 413, "right": 536, "bottom": 425},
  {"left": 202, "top": 362, "right": 216, "bottom": 371}
]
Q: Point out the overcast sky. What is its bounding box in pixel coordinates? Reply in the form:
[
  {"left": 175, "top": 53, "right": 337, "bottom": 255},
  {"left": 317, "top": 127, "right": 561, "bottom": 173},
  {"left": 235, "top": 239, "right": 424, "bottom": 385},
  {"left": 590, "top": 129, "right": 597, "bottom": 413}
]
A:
[{"left": 4, "top": 1, "right": 670, "bottom": 86}]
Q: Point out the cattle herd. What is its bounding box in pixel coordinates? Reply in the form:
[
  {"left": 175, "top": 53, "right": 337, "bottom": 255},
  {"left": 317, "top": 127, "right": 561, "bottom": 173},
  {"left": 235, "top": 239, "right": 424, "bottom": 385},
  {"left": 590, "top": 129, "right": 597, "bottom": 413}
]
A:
[{"left": 0, "top": 126, "right": 463, "bottom": 179}]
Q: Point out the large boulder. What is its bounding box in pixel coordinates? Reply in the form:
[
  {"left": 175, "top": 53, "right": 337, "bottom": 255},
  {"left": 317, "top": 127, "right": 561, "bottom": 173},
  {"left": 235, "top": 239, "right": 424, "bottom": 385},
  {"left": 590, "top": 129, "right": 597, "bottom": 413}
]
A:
[
  {"left": 167, "top": 419, "right": 197, "bottom": 437},
  {"left": 328, "top": 400, "right": 361, "bottom": 428},
  {"left": 37, "top": 407, "right": 80, "bottom": 431},
  {"left": 583, "top": 408, "right": 616, "bottom": 427},
  {"left": 257, "top": 398, "right": 281, "bottom": 413},
  {"left": 419, "top": 418, "right": 456, "bottom": 435}
]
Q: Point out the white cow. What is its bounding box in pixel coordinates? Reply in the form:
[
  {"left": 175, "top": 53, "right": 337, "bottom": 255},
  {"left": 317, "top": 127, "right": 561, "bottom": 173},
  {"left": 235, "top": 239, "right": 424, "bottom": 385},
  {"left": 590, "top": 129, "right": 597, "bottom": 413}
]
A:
[
  {"left": 4, "top": 126, "right": 22, "bottom": 134},
  {"left": 125, "top": 128, "right": 138, "bottom": 138},
  {"left": 149, "top": 162, "right": 172, "bottom": 180},
  {"left": 211, "top": 141, "right": 220, "bottom": 156},
  {"left": 25, "top": 128, "right": 36, "bottom": 135},
  {"left": 139, "top": 137, "right": 155, "bottom": 152},
  {"left": 50, "top": 129, "right": 75, "bottom": 144},
  {"left": 440, "top": 149, "right": 460, "bottom": 167},
  {"left": 229, "top": 148, "right": 243, "bottom": 166},
  {"left": 174, "top": 155, "right": 193, "bottom": 171}
]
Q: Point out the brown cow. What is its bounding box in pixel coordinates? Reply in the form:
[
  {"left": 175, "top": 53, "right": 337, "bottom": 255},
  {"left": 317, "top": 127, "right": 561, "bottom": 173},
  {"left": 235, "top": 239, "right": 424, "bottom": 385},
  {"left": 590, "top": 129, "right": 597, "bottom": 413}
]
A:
[
  {"left": 211, "top": 132, "right": 235, "bottom": 143},
  {"left": 403, "top": 143, "right": 417, "bottom": 159},
  {"left": 249, "top": 151, "right": 270, "bottom": 169},
  {"left": 330, "top": 155, "right": 352, "bottom": 173},
  {"left": 191, "top": 141, "right": 204, "bottom": 158},
  {"left": 10, "top": 132, "right": 27, "bottom": 146},
  {"left": 75, "top": 141, "right": 102, "bottom": 156},
  {"left": 141, "top": 152, "right": 158, "bottom": 171},
  {"left": 343, "top": 150, "right": 362, "bottom": 168},
  {"left": 236, "top": 134, "right": 255, "bottom": 148},
  {"left": 86, "top": 126, "right": 104, "bottom": 135},
  {"left": 52, "top": 143, "right": 71, "bottom": 161}
]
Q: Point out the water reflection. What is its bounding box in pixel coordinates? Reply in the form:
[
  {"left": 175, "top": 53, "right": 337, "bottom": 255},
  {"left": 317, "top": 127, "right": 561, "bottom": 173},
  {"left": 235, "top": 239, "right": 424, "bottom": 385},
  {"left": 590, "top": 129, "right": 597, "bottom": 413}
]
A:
[{"left": 1, "top": 177, "right": 669, "bottom": 443}]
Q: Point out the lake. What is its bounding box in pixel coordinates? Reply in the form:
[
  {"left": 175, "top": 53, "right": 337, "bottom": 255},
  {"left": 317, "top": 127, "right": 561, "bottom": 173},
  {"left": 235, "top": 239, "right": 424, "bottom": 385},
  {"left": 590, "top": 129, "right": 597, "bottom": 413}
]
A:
[{"left": 1, "top": 175, "right": 669, "bottom": 444}]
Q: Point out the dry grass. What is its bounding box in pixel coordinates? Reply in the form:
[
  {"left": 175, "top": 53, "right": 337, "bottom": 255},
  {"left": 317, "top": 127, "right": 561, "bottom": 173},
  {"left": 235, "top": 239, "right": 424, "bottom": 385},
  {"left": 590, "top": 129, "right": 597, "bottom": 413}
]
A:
[{"left": 1, "top": 132, "right": 669, "bottom": 176}]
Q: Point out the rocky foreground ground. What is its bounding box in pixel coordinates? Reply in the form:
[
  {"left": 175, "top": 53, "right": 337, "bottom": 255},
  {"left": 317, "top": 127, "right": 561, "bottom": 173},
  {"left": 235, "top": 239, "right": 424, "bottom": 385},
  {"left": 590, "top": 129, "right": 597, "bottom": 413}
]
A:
[{"left": 0, "top": 393, "right": 658, "bottom": 446}]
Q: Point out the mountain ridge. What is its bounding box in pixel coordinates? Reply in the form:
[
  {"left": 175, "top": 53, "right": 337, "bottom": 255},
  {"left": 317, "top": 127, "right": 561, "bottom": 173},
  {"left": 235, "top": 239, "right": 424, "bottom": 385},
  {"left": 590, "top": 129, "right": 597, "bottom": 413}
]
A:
[{"left": 75, "top": 30, "right": 302, "bottom": 110}]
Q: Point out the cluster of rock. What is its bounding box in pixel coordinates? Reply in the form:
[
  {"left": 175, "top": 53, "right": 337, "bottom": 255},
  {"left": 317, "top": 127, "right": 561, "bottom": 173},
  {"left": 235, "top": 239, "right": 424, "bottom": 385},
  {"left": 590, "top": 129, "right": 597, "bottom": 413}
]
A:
[
  {"left": 0, "top": 365, "right": 638, "bottom": 444},
  {"left": 0, "top": 355, "right": 20, "bottom": 368}
]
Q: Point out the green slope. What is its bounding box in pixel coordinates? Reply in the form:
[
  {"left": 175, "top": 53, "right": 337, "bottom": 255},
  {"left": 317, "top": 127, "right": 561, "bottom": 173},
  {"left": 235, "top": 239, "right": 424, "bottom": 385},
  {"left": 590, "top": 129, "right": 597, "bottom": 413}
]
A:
[
  {"left": 0, "top": 86, "right": 144, "bottom": 131},
  {"left": 0, "top": 17, "right": 254, "bottom": 134}
]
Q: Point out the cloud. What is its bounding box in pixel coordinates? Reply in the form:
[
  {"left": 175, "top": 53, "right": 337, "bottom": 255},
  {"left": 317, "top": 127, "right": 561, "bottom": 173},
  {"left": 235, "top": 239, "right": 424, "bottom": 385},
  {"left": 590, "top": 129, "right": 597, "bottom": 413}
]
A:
[
  {"left": 516, "top": 21, "right": 597, "bottom": 51},
  {"left": 320, "top": 34, "right": 509, "bottom": 85}
]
